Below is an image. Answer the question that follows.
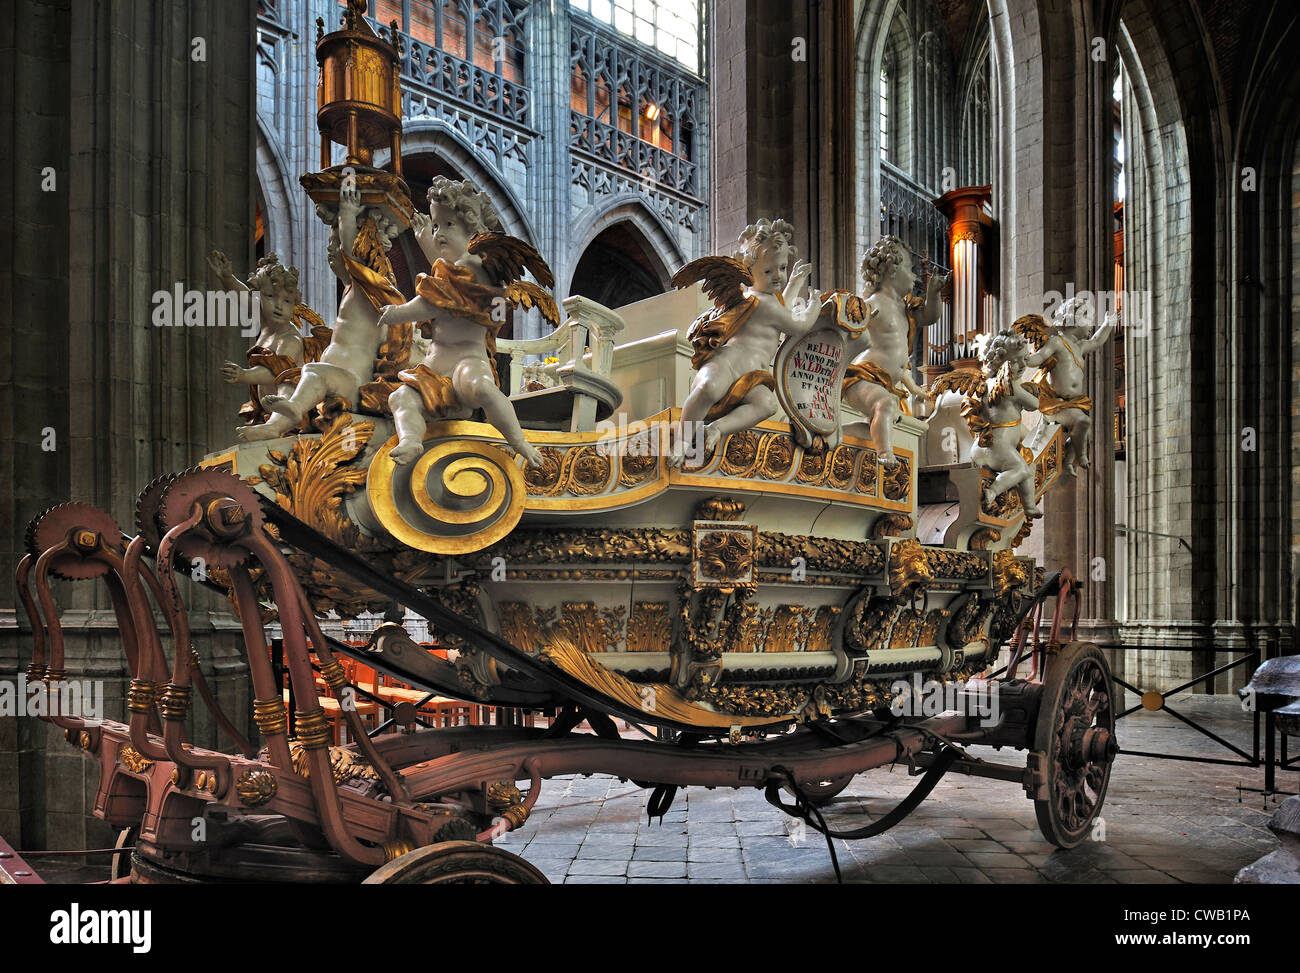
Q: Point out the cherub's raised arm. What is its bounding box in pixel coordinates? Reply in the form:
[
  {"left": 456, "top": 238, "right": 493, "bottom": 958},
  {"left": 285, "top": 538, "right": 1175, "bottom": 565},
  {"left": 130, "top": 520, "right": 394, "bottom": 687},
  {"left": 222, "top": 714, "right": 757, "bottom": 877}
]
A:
[
  {"left": 1082, "top": 311, "right": 1117, "bottom": 352},
  {"left": 338, "top": 183, "right": 363, "bottom": 259},
  {"left": 207, "top": 250, "right": 248, "bottom": 294},
  {"left": 782, "top": 259, "right": 812, "bottom": 308},
  {"left": 412, "top": 212, "right": 438, "bottom": 267},
  {"left": 915, "top": 262, "right": 950, "bottom": 328}
]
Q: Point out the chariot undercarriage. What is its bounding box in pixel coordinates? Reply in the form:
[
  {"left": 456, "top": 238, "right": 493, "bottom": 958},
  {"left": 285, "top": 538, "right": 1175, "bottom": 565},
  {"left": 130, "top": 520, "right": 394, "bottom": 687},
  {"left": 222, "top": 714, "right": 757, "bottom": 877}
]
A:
[{"left": 16, "top": 402, "right": 1117, "bottom": 884}]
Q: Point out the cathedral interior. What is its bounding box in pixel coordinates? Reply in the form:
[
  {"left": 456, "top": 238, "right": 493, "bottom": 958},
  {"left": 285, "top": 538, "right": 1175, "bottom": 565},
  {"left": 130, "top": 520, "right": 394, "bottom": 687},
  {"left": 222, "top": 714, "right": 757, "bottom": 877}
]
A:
[{"left": 1, "top": 0, "right": 1298, "bottom": 893}]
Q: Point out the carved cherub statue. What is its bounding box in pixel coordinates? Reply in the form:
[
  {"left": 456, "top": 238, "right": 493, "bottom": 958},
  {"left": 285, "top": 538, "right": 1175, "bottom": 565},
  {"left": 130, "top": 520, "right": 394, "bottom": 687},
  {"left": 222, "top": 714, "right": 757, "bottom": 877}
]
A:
[
  {"left": 238, "top": 184, "right": 408, "bottom": 441},
  {"left": 377, "top": 176, "right": 558, "bottom": 467},
  {"left": 840, "top": 237, "right": 948, "bottom": 465},
  {"left": 1014, "top": 297, "right": 1115, "bottom": 476},
  {"left": 667, "top": 219, "right": 817, "bottom": 467},
  {"left": 210, "top": 251, "right": 329, "bottom": 426},
  {"left": 961, "top": 331, "right": 1042, "bottom": 518}
]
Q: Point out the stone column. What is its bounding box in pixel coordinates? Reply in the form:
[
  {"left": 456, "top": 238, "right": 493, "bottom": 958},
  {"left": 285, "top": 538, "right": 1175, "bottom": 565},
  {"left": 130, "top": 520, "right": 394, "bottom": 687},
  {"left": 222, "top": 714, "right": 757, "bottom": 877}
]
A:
[
  {"left": 529, "top": 2, "right": 574, "bottom": 338},
  {"left": 710, "top": 0, "right": 855, "bottom": 285},
  {"left": 0, "top": 0, "right": 74, "bottom": 850},
  {"left": 0, "top": 0, "right": 257, "bottom": 852}
]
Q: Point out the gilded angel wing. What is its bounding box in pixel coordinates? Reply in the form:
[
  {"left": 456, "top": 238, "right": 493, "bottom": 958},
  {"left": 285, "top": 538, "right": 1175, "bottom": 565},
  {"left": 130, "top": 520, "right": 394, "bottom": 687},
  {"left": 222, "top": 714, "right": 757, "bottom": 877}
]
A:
[
  {"left": 468, "top": 232, "right": 556, "bottom": 289},
  {"left": 671, "top": 255, "right": 752, "bottom": 311},
  {"left": 929, "top": 367, "right": 986, "bottom": 400},
  {"left": 1011, "top": 313, "right": 1050, "bottom": 351},
  {"left": 292, "top": 302, "right": 326, "bottom": 331},
  {"left": 818, "top": 289, "right": 868, "bottom": 323},
  {"left": 505, "top": 280, "right": 560, "bottom": 326}
]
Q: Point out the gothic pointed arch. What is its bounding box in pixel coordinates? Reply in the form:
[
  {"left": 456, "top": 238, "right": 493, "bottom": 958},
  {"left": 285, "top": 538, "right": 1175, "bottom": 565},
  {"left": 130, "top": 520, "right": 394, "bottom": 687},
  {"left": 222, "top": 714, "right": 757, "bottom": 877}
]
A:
[
  {"left": 566, "top": 195, "right": 685, "bottom": 306},
  {"left": 254, "top": 115, "right": 299, "bottom": 263},
  {"left": 390, "top": 122, "right": 537, "bottom": 246}
]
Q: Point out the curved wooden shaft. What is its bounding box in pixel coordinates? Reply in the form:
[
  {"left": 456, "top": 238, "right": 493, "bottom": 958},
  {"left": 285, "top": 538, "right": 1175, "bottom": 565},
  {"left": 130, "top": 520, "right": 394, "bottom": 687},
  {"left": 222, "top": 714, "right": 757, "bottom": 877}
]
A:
[
  {"left": 288, "top": 568, "right": 409, "bottom": 802},
  {"left": 92, "top": 547, "right": 171, "bottom": 761},
  {"left": 228, "top": 565, "right": 296, "bottom": 771},
  {"left": 227, "top": 564, "right": 325, "bottom": 850},
  {"left": 14, "top": 554, "right": 46, "bottom": 675},
  {"left": 251, "top": 540, "right": 385, "bottom": 866},
  {"left": 30, "top": 540, "right": 92, "bottom": 731},
  {"left": 33, "top": 542, "right": 70, "bottom": 679},
  {"left": 135, "top": 547, "right": 255, "bottom": 757},
  {"left": 155, "top": 509, "right": 231, "bottom": 792}
]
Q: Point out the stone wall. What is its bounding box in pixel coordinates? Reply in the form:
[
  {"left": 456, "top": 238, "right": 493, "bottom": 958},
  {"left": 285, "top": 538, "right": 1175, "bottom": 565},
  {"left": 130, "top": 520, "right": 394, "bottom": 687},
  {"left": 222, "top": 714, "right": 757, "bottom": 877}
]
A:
[{"left": 0, "top": 0, "right": 256, "bottom": 852}]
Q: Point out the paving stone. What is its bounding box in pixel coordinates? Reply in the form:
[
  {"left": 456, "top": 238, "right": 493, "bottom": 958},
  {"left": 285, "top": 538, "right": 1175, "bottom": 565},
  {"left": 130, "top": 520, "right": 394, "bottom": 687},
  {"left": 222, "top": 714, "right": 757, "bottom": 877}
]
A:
[
  {"left": 688, "top": 833, "right": 741, "bottom": 849},
  {"left": 565, "top": 858, "right": 627, "bottom": 876},
  {"left": 687, "top": 862, "right": 750, "bottom": 880},
  {"left": 964, "top": 851, "right": 1032, "bottom": 869},
  {"left": 627, "top": 860, "right": 688, "bottom": 879},
  {"left": 632, "top": 844, "right": 688, "bottom": 861},
  {"left": 983, "top": 867, "right": 1047, "bottom": 883},
  {"left": 865, "top": 864, "right": 931, "bottom": 883},
  {"left": 686, "top": 846, "right": 744, "bottom": 864},
  {"left": 949, "top": 867, "right": 995, "bottom": 884}
]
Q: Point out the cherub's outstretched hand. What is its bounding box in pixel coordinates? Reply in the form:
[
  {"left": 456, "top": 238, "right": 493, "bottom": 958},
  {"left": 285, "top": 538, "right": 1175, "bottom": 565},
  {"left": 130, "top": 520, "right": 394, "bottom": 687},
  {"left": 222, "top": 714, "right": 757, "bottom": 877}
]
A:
[
  {"left": 783, "top": 259, "right": 812, "bottom": 303},
  {"left": 208, "top": 249, "right": 234, "bottom": 281},
  {"left": 377, "top": 304, "right": 401, "bottom": 329},
  {"left": 411, "top": 211, "right": 431, "bottom": 241},
  {"left": 339, "top": 182, "right": 362, "bottom": 217},
  {"left": 219, "top": 361, "right": 246, "bottom": 385}
]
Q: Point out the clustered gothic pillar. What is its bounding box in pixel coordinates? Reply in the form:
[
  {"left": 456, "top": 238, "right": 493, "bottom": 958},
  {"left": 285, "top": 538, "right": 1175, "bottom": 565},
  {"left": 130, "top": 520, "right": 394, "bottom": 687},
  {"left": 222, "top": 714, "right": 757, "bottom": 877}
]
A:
[
  {"left": 710, "top": 0, "right": 855, "bottom": 288},
  {"left": 0, "top": 0, "right": 256, "bottom": 851}
]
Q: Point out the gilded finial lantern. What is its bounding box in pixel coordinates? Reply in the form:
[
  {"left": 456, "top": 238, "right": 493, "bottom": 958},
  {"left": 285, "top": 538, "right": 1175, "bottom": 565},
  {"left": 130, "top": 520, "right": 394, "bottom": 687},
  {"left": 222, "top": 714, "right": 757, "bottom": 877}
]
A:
[
  {"left": 315, "top": 0, "right": 404, "bottom": 174},
  {"left": 301, "top": 0, "right": 412, "bottom": 234}
]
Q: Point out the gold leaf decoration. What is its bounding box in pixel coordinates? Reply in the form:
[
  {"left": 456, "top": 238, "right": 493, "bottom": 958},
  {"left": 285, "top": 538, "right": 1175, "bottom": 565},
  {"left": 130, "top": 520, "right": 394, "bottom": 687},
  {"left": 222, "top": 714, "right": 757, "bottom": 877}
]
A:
[{"left": 256, "top": 412, "right": 375, "bottom": 549}]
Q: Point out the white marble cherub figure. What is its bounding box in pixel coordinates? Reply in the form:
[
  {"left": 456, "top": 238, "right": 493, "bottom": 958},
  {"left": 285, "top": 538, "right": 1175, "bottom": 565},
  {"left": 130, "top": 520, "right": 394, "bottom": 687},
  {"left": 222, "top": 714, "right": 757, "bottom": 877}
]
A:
[
  {"left": 962, "top": 331, "right": 1043, "bottom": 518},
  {"left": 667, "top": 218, "right": 818, "bottom": 467},
  {"left": 840, "top": 237, "right": 948, "bottom": 465},
  {"left": 210, "top": 251, "right": 322, "bottom": 426},
  {"left": 376, "top": 176, "right": 559, "bottom": 468},
  {"left": 1015, "top": 297, "right": 1116, "bottom": 476},
  {"left": 238, "top": 185, "right": 406, "bottom": 442}
]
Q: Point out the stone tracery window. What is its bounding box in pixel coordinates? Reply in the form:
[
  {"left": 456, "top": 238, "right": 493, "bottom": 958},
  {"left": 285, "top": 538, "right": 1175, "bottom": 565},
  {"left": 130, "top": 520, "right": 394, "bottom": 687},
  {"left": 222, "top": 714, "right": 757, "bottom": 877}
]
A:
[
  {"left": 569, "top": 5, "right": 703, "bottom": 196},
  {"left": 879, "top": 61, "right": 891, "bottom": 162}
]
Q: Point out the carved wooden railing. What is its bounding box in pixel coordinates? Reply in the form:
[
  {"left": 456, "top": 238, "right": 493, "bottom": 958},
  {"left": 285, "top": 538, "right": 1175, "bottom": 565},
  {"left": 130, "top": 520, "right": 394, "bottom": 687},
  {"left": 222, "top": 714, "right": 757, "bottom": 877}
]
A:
[{"left": 497, "top": 295, "right": 626, "bottom": 395}]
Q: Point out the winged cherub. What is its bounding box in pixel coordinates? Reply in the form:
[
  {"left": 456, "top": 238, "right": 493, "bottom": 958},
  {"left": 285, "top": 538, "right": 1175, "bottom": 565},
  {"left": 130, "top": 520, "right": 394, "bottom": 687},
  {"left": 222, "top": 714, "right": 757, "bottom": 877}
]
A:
[
  {"left": 841, "top": 238, "right": 948, "bottom": 465},
  {"left": 961, "top": 331, "right": 1043, "bottom": 518},
  {"left": 667, "top": 219, "right": 817, "bottom": 467},
  {"left": 238, "top": 183, "right": 408, "bottom": 441},
  {"left": 210, "top": 250, "right": 330, "bottom": 426},
  {"left": 1013, "top": 298, "right": 1115, "bottom": 476},
  {"left": 377, "top": 177, "right": 558, "bottom": 467}
]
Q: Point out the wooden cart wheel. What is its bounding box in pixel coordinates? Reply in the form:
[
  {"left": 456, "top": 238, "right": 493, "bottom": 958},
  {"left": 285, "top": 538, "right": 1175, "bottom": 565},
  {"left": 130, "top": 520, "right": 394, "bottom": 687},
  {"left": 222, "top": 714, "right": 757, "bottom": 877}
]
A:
[
  {"left": 1033, "top": 641, "right": 1118, "bottom": 849},
  {"left": 361, "top": 841, "right": 550, "bottom": 885},
  {"left": 784, "top": 774, "right": 855, "bottom": 806}
]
